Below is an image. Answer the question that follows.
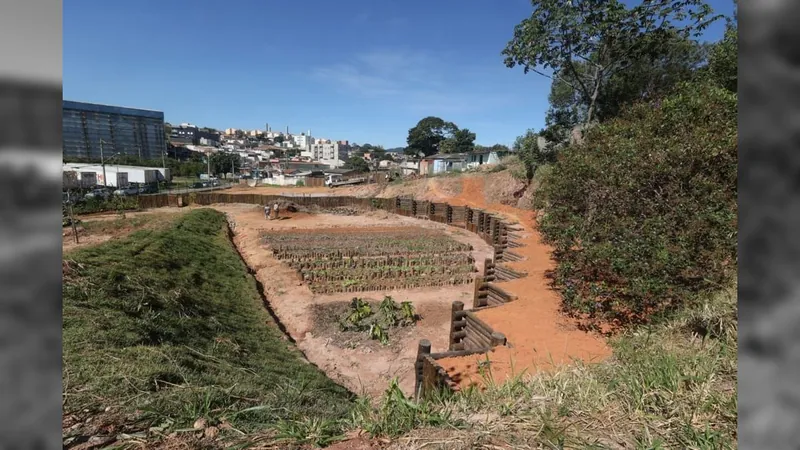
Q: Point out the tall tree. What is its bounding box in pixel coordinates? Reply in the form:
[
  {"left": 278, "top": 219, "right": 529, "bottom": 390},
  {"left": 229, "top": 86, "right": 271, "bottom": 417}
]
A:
[
  {"left": 405, "top": 116, "right": 458, "bottom": 157},
  {"left": 540, "top": 30, "right": 707, "bottom": 144},
  {"left": 209, "top": 152, "right": 241, "bottom": 176},
  {"left": 344, "top": 156, "right": 370, "bottom": 173},
  {"left": 503, "top": 0, "right": 719, "bottom": 128}
]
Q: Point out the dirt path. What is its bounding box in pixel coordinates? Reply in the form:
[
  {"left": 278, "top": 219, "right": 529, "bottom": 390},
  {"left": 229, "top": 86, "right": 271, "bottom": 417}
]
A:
[
  {"left": 425, "top": 176, "right": 612, "bottom": 388},
  {"left": 213, "top": 204, "right": 494, "bottom": 398}
]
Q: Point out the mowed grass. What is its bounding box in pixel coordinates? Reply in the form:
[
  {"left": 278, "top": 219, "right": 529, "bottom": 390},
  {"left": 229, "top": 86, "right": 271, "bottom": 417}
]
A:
[
  {"left": 350, "top": 285, "right": 737, "bottom": 449},
  {"left": 62, "top": 209, "right": 354, "bottom": 439}
]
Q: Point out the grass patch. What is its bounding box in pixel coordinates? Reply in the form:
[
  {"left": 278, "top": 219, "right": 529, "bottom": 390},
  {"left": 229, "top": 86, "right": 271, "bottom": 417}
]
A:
[
  {"left": 353, "top": 286, "right": 737, "bottom": 448},
  {"left": 62, "top": 209, "right": 354, "bottom": 441}
]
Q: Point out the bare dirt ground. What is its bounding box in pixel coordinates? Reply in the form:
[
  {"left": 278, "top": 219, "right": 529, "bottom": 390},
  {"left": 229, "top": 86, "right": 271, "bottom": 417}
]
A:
[
  {"left": 62, "top": 208, "right": 192, "bottom": 253},
  {"left": 411, "top": 175, "right": 612, "bottom": 389},
  {"left": 213, "top": 203, "right": 493, "bottom": 398}
]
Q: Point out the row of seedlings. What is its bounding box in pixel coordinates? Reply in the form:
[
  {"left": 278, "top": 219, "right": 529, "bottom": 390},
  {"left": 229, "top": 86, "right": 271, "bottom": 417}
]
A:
[{"left": 311, "top": 273, "right": 475, "bottom": 294}]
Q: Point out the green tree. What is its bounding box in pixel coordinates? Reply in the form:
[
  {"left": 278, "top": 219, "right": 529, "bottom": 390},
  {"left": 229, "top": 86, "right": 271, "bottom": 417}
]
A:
[
  {"left": 706, "top": 19, "right": 737, "bottom": 93},
  {"left": 540, "top": 31, "right": 707, "bottom": 145},
  {"left": 273, "top": 135, "right": 285, "bottom": 144},
  {"left": 209, "top": 152, "right": 241, "bottom": 177},
  {"left": 405, "top": 116, "right": 458, "bottom": 157},
  {"left": 503, "top": 0, "right": 719, "bottom": 128},
  {"left": 440, "top": 128, "right": 476, "bottom": 153},
  {"left": 344, "top": 156, "right": 370, "bottom": 173},
  {"left": 513, "top": 130, "right": 555, "bottom": 182}
]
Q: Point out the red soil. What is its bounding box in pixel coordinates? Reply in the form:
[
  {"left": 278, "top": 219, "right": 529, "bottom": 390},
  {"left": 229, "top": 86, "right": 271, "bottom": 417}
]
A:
[{"left": 433, "top": 176, "right": 612, "bottom": 389}]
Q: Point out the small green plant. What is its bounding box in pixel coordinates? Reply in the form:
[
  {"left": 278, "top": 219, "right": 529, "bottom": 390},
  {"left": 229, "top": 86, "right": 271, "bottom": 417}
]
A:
[
  {"left": 273, "top": 417, "right": 345, "bottom": 447},
  {"left": 379, "top": 296, "right": 401, "bottom": 326},
  {"left": 350, "top": 379, "right": 454, "bottom": 438},
  {"left": 369, "top": 323, "right": 389, "bottom": 345},
  {"left": 341, "top": 298, "right": 373, "bottom": 332},
  {"left": 399, "top": 301, "right": 418, "bottom": 326}
]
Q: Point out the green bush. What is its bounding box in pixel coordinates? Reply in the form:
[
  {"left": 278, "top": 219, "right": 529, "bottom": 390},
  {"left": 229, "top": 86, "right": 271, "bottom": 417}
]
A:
[
  {"left": 535, "top": 82, "right": 737, "bottom": 326},
  {"left": 72, "top": 196, "right": 139, "bottom": 215}
]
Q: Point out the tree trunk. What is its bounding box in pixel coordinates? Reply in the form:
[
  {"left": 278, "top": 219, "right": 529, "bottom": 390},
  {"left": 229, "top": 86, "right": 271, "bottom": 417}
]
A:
[{"left": 585, "top": 65, "right": 602, "bottom": 128}]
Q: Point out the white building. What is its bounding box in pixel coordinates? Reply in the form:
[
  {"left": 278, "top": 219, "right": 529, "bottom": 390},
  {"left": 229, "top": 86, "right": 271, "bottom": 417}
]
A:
[
  {"left": 63, "top": 163, "right": 170, "bottom": 187},
  {"left": 291, "top": 132, "right": 313, "bottom": 151},
  {"left": 305, "top": 139, "right": 350, "bottom": 168}
]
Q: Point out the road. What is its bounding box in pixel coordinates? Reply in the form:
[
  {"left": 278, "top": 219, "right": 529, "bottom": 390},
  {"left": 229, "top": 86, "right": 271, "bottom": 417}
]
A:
[{"left": 142, "top": 183, "right": 235, "bottom": 196}]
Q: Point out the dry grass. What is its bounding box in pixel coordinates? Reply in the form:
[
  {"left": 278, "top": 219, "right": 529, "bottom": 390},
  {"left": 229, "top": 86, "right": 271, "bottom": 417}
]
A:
[{"left": 355, "top": 285, "right": 738, "bottom": 449}]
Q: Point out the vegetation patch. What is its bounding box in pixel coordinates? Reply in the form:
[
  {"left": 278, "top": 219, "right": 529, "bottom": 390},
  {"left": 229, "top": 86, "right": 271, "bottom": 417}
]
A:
[
  {"left": 62, "top": 209, "right": 354, "bottom": 446},
  {"left": 312, "top": 296, "right": 420, "bottom": 348},
  {"left": 263, "top": 228, "right": 476, "bottom": 294},
  {"left": 70, "top": 196, "right": 140, "bottom": 216},
  {"left": 534, "top": 82, "right": 737, "bottom": 327}
]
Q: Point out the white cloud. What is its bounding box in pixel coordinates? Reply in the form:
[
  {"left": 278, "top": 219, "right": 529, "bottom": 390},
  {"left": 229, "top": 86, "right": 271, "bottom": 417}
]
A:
[{"left": 311, "top": 49, "right": 510, "bottom": 115}]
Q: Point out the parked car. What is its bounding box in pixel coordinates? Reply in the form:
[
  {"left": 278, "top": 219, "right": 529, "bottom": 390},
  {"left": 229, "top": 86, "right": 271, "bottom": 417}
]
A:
[
  {"left": 113, "top": 186, "right": 139, "bottom": 196},
  {"left": 138, "top": 184, "right": 157, "bottom": 194},
  {"left": 84, "top": 188, "right": 111, "bottom": 200}
]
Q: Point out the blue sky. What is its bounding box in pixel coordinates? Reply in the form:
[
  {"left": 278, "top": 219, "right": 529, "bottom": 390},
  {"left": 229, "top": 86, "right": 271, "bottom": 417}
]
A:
[{"left": 64, "top": 0, "right": 734, "bottom": 148}]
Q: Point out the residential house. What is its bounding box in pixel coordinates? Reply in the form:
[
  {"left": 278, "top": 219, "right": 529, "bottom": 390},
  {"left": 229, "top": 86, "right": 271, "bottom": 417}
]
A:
[
  {"left": 399, "top": 160, "right": 419, "bottom": 176},
  {"left": 466, "top": 148, "right": 509, "bottom": 168},
  {"left": 419, "top": 153, "right": 468, "bottom": 176}
]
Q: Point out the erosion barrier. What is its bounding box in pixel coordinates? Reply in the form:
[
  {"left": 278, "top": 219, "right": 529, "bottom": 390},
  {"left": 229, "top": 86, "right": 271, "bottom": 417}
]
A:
[{"left": 413, "top": 300, "right": 509, "bottom": 399}]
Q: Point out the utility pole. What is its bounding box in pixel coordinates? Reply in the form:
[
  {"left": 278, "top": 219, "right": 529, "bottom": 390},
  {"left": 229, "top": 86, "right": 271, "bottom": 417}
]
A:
[
  {"left": 68, "top": 191, "right": 78, "bottom": 244},
  {"left": 160, "top": 145, "right": 167, "bottom": 192},
  {"left": 99, "top": 139, "right": 108, "bottom": 188}
]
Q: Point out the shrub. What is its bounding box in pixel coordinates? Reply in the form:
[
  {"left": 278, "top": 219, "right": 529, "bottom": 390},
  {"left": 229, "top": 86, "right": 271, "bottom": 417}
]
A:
[
  {"left": 338, "top": 296, "right": 418, "bottom": 344},
  {"left": 72, "top": 196, "right": 139, "bottom": 215},
  {"left": 535, "top": 82, "right": 737, "bottom": 326}
]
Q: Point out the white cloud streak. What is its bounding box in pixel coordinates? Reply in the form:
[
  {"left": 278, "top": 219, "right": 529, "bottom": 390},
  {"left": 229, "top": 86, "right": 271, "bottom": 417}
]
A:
[{"left": 311, "top": 49, "right": 511, "bottom": 115}]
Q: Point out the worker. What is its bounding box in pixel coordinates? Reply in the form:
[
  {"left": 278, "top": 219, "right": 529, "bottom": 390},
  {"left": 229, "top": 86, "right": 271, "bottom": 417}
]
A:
[
  {"left": 264, "top": 205, "right": 270, "bottom": 220},
  {"left": 273, "top": 203, "right": 280, "bottom": 220}
]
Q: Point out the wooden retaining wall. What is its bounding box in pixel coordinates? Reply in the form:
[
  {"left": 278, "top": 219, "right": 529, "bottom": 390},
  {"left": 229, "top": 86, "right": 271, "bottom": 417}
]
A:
[
  {"left": 472, "top": 276, "right": 518, "bottom": 309},
  {"left": 448, "top": 300, "right": 507, "bottom": 351},
  {"left": 414, "top": 339, "right": 487, "bottom": 400},
  {"left": 414, "top": 300, "right": 508, "bottom": 399},
  {"left": 484, "top": 259, "right": 527, "bottom": 282}
]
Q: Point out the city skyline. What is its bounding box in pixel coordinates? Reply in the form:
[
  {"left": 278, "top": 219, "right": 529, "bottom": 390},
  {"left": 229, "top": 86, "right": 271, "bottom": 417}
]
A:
[{"left": 63, "top": 0, "right": 735, "bottom": 149}]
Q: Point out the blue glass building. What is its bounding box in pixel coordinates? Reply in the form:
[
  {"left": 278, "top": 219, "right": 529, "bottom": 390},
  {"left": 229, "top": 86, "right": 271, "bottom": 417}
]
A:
[{"left": 62, "top": 100, "right": 166, "bottom": 161}]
